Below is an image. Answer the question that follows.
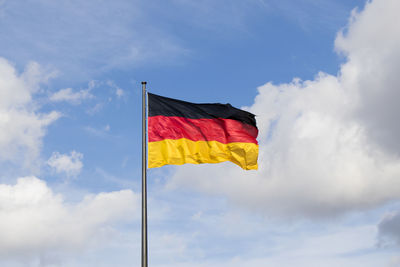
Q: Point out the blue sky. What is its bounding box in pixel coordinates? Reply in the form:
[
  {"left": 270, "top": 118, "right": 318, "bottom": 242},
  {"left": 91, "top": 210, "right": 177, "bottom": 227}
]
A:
[{"left": 2, "top": 0, "right": 400, "bottom": 266}]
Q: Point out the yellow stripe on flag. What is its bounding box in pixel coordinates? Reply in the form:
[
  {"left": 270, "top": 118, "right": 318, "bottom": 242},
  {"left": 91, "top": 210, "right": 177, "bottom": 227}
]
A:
[{"left": 148, "top": 138, "right": 258, "bottom": 170}]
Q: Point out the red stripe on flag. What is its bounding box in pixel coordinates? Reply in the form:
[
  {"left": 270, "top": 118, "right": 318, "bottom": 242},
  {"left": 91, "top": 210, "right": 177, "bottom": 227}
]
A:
[{"left": 148, "top": 115, "right": 258, "bottom": 144}]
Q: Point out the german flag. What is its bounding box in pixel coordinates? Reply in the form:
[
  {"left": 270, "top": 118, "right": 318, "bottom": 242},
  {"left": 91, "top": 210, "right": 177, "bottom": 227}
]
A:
[{"left": 148, "top": 93, "right": 258, "bottom": 170}]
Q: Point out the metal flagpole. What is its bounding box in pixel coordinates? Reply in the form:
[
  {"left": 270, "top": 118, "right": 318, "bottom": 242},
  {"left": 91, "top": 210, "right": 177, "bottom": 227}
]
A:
[{"left": 141, "top": 81, "right": 148, "bottom": 267}]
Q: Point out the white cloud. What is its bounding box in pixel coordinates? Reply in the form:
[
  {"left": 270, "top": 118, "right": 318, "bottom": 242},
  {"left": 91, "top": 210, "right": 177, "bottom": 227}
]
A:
[
  {"left": 106, "top": 80, "right": 125, "bottom": 99},
  {"left": 0, "top": 177, "right": 138, "bottom": 264},
  {"left": 116, "top": 88, "right": 124, "bottom": 98},
  {"left": 49, "top": 87, "right": 92, "bottom": 104},
  {"left": 335, "top": 0, "right": 400, "bottom": 155},
  {"left": 50, "top": 80, "right": 96, "bottom": 104},
  {"left": 169, "top": 0, "right": 400, "bottom": 218},
  {"left": 47, "top": 151, "right": 84, "bottom": 177},
  {"left": 0, "top": 58, "right": 60, "bottom": 169}
]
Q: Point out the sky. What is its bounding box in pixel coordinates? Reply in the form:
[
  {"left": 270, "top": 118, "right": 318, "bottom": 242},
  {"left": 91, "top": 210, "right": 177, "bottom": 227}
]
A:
[{"left": 1, "top": 0, "right": 400, "bottom": 266}]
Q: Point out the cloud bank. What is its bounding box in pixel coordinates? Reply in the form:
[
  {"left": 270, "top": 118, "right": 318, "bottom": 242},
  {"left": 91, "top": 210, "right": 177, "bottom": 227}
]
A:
[
  {"left": 0, "top": 177, "right": 138, "bottom": 263},
  {"left": 170, "top": 0, "right": 400, "bottom": 218}
]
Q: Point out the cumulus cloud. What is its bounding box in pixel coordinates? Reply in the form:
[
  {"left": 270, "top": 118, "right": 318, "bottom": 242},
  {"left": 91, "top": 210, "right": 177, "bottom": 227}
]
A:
[
  {"left": 47, "top": 151, "right": 84, "bottom": 177},
  {"left": 0, "top": 177, "right": 138, "bottom": 263},
  {"left": 335, "top": 0, "right": 400, "bottom": 156},
  {"left": 169, "top": 0, "right": 400, "bottom": 218},
  {"left": 0, "top": 58, "right": 60, "bottom": 168}
]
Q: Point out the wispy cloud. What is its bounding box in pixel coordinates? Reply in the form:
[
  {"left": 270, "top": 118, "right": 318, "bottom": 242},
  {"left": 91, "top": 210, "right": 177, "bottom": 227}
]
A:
[
  {"left": 47, "top": 151, "right": 83, "bottom": 177},
  {"left": 265, "top": 0, "right": 357, "bottom": 32},
  {"left": 50, "top": 88, "right": 93, "bottom": 104},
  {"left": 95, "top": 167, "right": 136, "bottom": 188},
  {"left": 0, "top": 0, "right": 189, "bottom": 80},
  {"left": 84, "top": 125, "right": 112, "bottom": 138},
  {"left": 49, "top": 80, "right": 97, "bottom": 104},
  {"left": 106, "top": 80, "right": 125, "bottom": 99}
]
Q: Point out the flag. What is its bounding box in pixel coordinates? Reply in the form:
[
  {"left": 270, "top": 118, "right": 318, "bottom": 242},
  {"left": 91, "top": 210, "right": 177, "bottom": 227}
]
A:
[{"left": 147, "top": 93, "right": 258, "bottom": 170}]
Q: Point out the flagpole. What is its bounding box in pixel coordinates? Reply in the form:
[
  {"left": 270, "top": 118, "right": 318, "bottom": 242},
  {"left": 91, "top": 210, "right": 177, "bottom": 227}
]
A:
[{"left": 141, "top": 81, "right": 148, "bottom": 267}]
